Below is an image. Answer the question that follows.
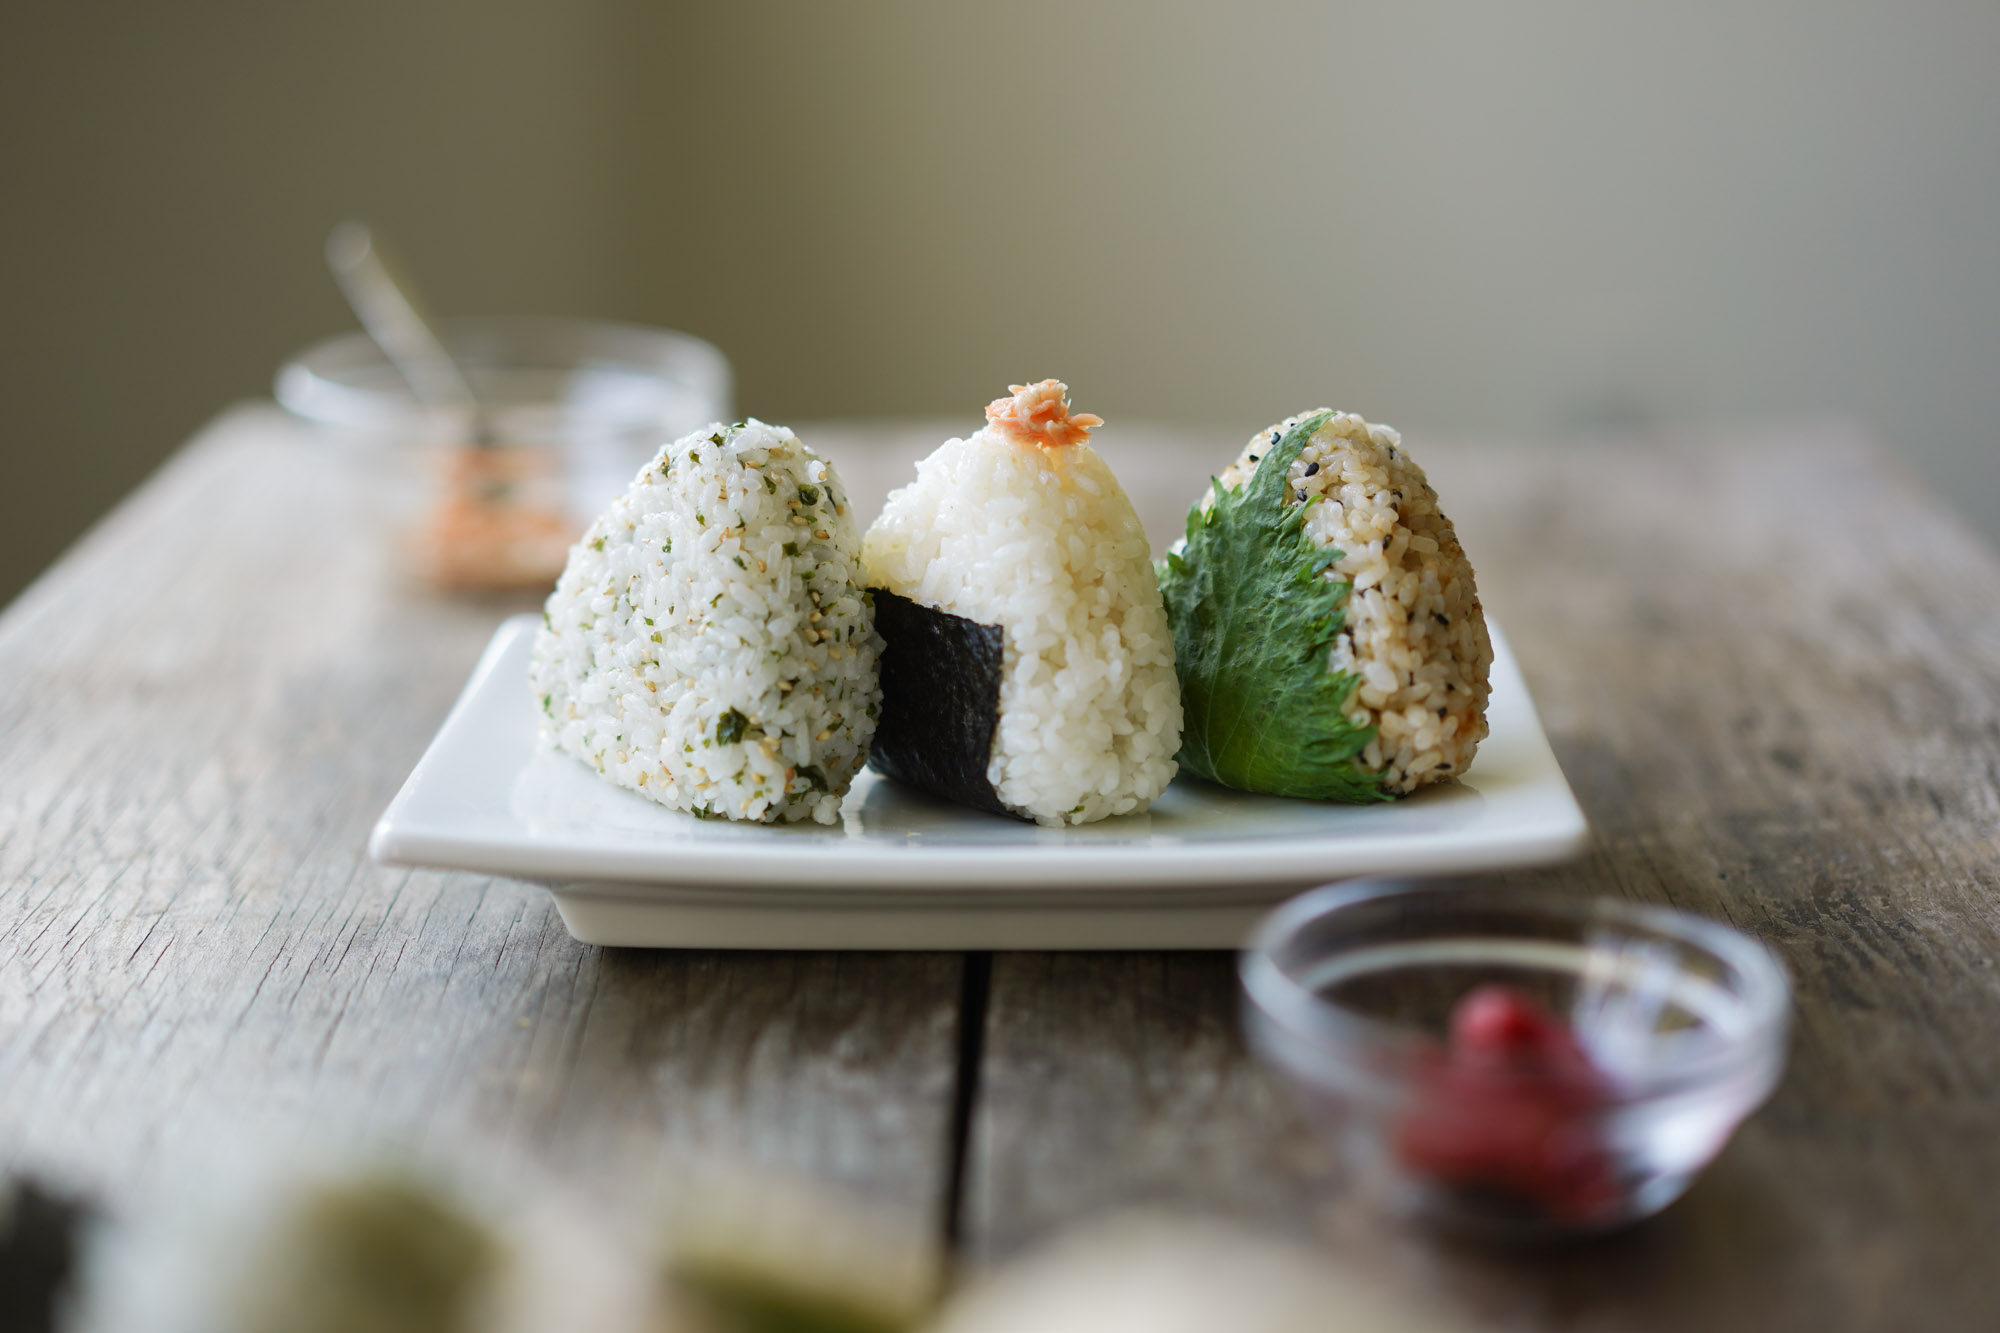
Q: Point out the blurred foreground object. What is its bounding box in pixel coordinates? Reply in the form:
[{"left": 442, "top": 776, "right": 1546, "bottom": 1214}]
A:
[
  {"left": 0, "top": 1177, "right": 88, "bottom": 1333},
  {"left": 284, "top": 224, "right": 731, "bottom": 593},
  {"left": 69, "top": 1152, "right": 1461, "bottom": 1333},
  {"left": 69, "top": 1138, "right": 655, "bottom": 1333},
  {"left": 661, "top": 1186, "right": 1462, "bottom": 1333},
  {"left": 929, "top": 1214, "right": 1465, "bottom": 1333},
  {"left": 662, "top": 1169, "right": 939, "bottom": 1333},
  {"left": 231, "top": 1172, "right": 501, "bottom": 1333}
]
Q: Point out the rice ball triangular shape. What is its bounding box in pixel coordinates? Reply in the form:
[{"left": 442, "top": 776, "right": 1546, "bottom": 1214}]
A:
[
  {"left": 531, "top": 421, "right": 882, "bottom": 824},
  {"left": 1157, "top": 408, "right": 1492, "bottom": 802},
  {"left": 862, "top": 381, "right": 1182, "bottom": 826}
]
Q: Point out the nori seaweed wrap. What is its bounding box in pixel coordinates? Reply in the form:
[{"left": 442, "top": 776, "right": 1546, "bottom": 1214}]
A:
[{"left": 862, "top": 381, "right": 1182, "bottom": 826}]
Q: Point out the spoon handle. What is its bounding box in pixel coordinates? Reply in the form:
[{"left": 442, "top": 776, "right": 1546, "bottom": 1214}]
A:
[{"left": 325, "top": 221, "right": 482, "bottom": 422}]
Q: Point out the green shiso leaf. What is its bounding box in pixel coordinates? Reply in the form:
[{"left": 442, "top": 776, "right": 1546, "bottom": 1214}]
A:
[{"left": 1156, "top": 411, "right": 1389, "bottom": 803}]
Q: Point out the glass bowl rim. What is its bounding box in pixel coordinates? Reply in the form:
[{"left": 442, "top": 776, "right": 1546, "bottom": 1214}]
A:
[
  {"left": 1239, "top": 878, "right": 1792, "bottom": 1105},
  {"left": 274, "top": 313, "right": 733, "bottom": 432}
]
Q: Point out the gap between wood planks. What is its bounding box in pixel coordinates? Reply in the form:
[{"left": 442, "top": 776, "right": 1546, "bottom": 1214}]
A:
[{"left": 940, "top": 951, "right": 992, "bottom": 1261}]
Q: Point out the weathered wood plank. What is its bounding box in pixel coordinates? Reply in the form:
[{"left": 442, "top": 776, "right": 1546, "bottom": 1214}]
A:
[
  {"left": 13, "top": 407, "right": 2000, "bottom": 1327},
  {"left": 964, "top": 424, "right": 2000, "bottom": 1328},
  {"left": 0, "top": 407, "right": 961, "bottom": 1232}
]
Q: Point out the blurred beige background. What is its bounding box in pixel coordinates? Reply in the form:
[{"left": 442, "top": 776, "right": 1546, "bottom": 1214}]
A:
[{"left": 4, "top": 1, "right": 1996, "bottom": 608}]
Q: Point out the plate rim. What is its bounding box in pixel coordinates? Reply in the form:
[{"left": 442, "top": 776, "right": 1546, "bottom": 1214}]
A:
[{"left": 370, "top": 615, "right": 1588, "bottom": 896}]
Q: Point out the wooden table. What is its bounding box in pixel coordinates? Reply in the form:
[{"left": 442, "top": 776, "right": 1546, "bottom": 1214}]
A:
[{"left": 5, "top": 406, "right": 1999, "bottom": 1328}]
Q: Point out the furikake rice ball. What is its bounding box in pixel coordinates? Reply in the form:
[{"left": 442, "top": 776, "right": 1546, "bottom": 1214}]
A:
[{"left": 531, "top": 420, "right": 881, "bottom": 824}]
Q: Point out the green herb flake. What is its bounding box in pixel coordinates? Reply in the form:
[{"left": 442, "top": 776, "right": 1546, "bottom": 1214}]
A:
[
  {"left": 715, "top": 708, "right": 750, "bottom": 745},
  {"left": 783, "top": 541, "right": 799, "bottom": 557},
  {"left": 1155, "top": 410, "right": 1387, "bottom": 803},
  {"left": 796, "top": 483, "right": 820, "bottom": 506},
  {"left": 591, "top": 535, "right": 606, "bottom": 551},
  {"left": 795, "top": 764, "right": 828, "bottom": 793}
]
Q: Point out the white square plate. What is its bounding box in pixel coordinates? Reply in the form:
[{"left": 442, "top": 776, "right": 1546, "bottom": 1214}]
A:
[{"left": 370, "top": 615, "right": 1586, "bottom": 949}]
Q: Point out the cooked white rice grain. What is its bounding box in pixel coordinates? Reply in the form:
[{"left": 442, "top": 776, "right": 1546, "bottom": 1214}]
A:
[
  {"left": 530, "top": 420, "right": 881, "bottom": 824},
  {"left": 864, "top": 385, "right": 1182, "bottom": 826},
  {"left": 1207, "top": 410, "right": 1492, "bottom": 794}
]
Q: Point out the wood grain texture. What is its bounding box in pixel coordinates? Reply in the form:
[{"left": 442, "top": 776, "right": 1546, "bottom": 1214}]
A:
[
  {"left": 964, "top": 423, "right": 2000, "bottom": 1329},
  {"left": 10, "top": 408, "right": 2000, "bottom": 1329},
  {"left": 0, "top": 408, "right": 960, "bottom": 1237}
]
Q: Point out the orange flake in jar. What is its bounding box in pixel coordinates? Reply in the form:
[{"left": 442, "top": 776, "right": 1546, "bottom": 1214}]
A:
[{"left": 407, "top": 445, "right": 575, "bottom": 592}]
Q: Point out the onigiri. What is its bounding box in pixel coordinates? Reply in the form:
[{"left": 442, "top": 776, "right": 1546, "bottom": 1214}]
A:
[
  {"left": 531, "top": 420, "right": 881, "bottom": 824},
  {"left": 1158, "top": 409, "right": 1491, "bottom": 801},
  {"left": 862, "top": 381, "right": 1182, "bottom": 826}
]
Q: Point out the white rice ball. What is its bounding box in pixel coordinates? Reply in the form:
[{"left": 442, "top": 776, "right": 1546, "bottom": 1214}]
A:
[{"left": 863, "top": 382, "right": 1182, "bottom": 826}]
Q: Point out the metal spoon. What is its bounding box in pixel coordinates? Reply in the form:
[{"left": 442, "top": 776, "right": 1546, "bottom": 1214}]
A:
[{"left": 324, "top": 221, "right": 494, "bottom": 445}]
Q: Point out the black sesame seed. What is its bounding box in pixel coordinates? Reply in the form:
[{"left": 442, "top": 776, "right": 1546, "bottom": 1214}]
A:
[
  {"left": 1297, "top": 489, "right": 1309, "bottom": 502},
  {"left": 1303, "top": 462, "right": 1319, "bottom": 476}
]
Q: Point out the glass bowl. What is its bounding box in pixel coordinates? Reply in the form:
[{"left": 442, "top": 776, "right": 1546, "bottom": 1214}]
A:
[
  {"left": 1240, "top": 879, "right": 1790, "bottom": 1240},
  {"left": 275, "top": 316, "right": 731, "bottom": 592},
  {"left": 276, "top": 315, "right": 731, "bottom": 445}
]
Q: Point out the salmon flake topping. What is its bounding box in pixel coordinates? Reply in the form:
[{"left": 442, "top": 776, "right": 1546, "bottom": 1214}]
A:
[{"left": 984, "top": 379, "right": 1104, "bottom": 451}]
